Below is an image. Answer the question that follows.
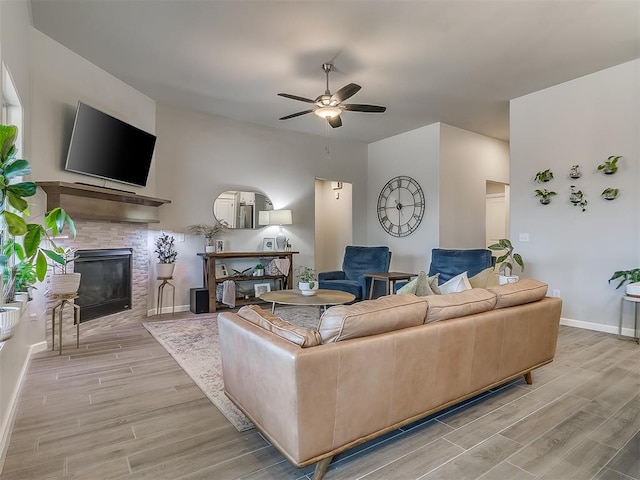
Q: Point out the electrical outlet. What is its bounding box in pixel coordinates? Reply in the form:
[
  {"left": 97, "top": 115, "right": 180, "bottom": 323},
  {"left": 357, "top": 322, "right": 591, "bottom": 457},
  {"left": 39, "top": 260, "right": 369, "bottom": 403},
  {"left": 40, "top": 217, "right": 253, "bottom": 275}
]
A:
[
  {"left": 519, "top": 233, "right": 529, "bottom": 242},
  {"left": 176, "top": 233, "right": 185, "bottom": 242},
  {"left": 552, "top": 289, "right": 560, "bottom": 298}
]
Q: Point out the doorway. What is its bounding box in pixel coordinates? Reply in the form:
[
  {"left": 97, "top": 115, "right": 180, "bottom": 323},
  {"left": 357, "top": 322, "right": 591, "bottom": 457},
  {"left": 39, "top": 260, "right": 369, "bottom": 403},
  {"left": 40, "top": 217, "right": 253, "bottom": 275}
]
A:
[
  {"left": 314, "top": 179, "right": 352, "bottom": 272},
  {"left": 485, "top": 181, "right": 509, "bottom": 247}
]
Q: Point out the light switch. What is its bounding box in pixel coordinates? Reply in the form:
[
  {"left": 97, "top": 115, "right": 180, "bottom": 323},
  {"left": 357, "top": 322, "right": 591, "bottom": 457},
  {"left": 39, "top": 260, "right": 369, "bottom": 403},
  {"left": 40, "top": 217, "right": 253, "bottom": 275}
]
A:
[{"left": 519, "top": 233, "right": 529, "bottom": 242}]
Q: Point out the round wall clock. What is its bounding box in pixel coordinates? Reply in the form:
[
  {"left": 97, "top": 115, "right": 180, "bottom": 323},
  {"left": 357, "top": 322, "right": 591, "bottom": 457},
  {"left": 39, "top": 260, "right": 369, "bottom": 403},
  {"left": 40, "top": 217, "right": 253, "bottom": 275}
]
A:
[{"left": 377, "top": 175, "right": 425, "bottom": 237}]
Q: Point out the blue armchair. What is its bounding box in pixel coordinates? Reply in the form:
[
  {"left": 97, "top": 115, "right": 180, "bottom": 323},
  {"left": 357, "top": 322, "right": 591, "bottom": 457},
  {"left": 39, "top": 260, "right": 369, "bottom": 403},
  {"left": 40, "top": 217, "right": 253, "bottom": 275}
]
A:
[
  {"left": 318, "top": 246, "right": 392, "bottom": 300},
  {"left": 428, "top": 248, "right": 495, "bottom": 284}
]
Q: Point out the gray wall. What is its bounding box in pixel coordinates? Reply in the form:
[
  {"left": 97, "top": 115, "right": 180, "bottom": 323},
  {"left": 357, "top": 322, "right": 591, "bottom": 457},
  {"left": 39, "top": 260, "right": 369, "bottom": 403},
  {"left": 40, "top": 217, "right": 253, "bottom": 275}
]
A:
[{"left": 510, "top": 59, "right": 640, "bottom": 332}]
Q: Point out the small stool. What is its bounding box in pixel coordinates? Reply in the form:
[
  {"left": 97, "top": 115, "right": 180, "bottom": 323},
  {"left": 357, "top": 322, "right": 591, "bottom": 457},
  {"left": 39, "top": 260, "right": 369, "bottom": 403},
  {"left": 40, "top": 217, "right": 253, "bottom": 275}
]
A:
[
  {"left": 157, "top": 277, "right": 175, "bottom": 317},
  {"left": 619, "top": 295, "right": 640, "bottom": 344},
  {"left": 51, "top": 294, "right": 80, "bottom": 355}
]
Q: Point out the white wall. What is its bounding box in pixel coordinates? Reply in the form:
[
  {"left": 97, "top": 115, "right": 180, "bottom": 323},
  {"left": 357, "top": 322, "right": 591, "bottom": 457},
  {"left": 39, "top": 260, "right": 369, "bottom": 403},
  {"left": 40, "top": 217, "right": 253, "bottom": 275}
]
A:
[
  {"left": 367, "top": 124, "right": 441, "bottom": 273},
  {"left": 314, "top": 179, "right": 353, "bottom": 273},
  {"left": 153, "top": 105, "right": 368, "bottom": 309},
  {"left": 0, "top": 0, "right": 35, "bottom": 466},
  {"left": 510, "top": 59, "right": 640, "bottom": 332},
  {"left": 439, "top": 124, "right": 510, "bottom": 247}
]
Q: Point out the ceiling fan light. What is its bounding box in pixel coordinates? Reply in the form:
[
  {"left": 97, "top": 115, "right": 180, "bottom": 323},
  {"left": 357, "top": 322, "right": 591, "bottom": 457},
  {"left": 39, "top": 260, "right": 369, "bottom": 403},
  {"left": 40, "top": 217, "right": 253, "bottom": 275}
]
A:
[{"left": 314, "top": 106, "right": 341, "bottom": 119}]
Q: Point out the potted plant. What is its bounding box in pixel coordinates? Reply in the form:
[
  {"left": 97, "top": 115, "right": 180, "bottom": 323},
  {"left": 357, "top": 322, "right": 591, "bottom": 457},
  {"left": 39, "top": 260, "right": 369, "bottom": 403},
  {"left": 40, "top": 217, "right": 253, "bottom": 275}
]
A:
[
  {"left": 601, "top": 188, "right": 619, "bottom": 200},
  {"left": 155, "top": 232, "right": 178, "bottom": 278},
  {"left": 597, "top": 155, "right": 621, "bottom": 175},
  {"left": 296, "top": 265, "right": 318, "bottom": 296},
  {"left": 254, "top": 263, "right": 265, "bottom": 277},
  {"left": 534, "top": 189, "right": 557, "bottom": 205},
  {"left": 13, "top": 261, "right": 37, "bottom": 302},
  {"left": 488, "top": 238, "right": 524, "bottom": 284},
  {"left": 569, "top": 165, "right": 582, "bottom": 179},
  {"left": 48, "top": 246, "right": 81, "bottom": 295},
  {"left": 534, "top": 169, "right": 554, "bottom": 183},
  {"left": 609, "top": 268, "right": 640, "bottom": 296},
  {"left": 569, "top": 186, "right": 587, "bottom": 212},
  {"left": 187, "top": 222, "right": 226, "bottom": 253}
]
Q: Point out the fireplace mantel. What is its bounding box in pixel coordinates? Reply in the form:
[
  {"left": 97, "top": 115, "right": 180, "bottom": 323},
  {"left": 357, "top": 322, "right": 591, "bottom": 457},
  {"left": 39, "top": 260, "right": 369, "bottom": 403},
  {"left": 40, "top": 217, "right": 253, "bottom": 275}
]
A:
[{"left": 37, "top": 181, "right": 171, "bottom": 223}]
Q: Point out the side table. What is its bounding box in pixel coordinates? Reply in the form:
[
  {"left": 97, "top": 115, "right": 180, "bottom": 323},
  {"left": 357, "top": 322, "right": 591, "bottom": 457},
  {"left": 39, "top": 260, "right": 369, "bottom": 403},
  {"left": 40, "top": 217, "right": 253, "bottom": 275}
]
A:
[
  {"left": 363, "top": 272, "right": 417, "bottom": 299},
  {"left": 157, "top": 276, "right": 175, "bottom": 317},
  {"left": 619, "top": 295, "right": 640, "bottom": 344},
  {"left": 51, "top": 294, "right": 80, "bottom": 355}
]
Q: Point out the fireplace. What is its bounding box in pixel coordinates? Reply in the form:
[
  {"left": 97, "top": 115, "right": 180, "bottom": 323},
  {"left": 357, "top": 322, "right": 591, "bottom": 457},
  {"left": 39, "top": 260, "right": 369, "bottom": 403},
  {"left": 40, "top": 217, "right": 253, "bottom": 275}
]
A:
[{"left": 75, "top": 248, "right": 133, "bottom": 322}]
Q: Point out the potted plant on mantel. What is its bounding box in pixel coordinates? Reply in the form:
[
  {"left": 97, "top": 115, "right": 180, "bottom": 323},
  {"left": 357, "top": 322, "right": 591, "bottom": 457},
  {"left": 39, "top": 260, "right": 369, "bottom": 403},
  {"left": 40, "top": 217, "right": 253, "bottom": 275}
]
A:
[
  {"left": 0, "top": 124, "right": 77, "bottom": 340},
  {"left": 488, "top": 238, "right": 524, "bottom": 284},
  {"left": 296, "top": 266, "right": 318, "bottom": 296},
  {"left": 155, "top": 232, "right": 178, "bottom": 278}
]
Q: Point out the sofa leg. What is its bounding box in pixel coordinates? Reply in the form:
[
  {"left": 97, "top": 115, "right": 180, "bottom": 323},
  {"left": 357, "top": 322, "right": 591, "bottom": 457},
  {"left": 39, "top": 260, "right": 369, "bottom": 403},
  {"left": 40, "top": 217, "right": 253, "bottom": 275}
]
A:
[
  {"left": 524, "top": 372, "right": 533, "bottom": 385},
  {"left": 312, "top": 456, "right": 333, "bottom": 480}
]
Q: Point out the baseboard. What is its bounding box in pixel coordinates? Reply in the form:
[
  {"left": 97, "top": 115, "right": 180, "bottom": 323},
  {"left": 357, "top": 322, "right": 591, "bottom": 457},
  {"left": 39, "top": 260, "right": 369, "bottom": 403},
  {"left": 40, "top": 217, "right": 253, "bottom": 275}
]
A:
[
  {"left": 0, "top": 340, "right": 47, "bottom": 473},
  {"left": 146, "top": 304, "right": 190, "bottom": 317},
  {"left": 560, "top": 317, "right": 637, "bottom": 338}
]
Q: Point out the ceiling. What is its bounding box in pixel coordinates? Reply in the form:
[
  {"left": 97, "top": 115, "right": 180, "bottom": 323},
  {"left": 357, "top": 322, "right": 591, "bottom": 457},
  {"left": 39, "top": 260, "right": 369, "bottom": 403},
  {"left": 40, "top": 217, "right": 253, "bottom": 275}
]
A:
[{"left": 29, "top": 1, "right": 640, "bottom": 144}]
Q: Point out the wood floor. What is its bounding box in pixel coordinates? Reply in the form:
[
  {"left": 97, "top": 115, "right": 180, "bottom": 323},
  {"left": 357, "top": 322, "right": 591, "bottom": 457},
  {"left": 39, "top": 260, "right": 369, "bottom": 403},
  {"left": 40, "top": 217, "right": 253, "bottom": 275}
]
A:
[{"left": 1, "top": 312, "right": 639, "bottom": 480}]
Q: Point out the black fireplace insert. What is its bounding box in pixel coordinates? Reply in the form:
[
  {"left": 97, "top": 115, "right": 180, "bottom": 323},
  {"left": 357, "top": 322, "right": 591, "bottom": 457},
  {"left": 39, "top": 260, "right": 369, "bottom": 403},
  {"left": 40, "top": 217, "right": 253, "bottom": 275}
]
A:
[{"left": 74, "top": 249, "right": 132, "bottom": 322}]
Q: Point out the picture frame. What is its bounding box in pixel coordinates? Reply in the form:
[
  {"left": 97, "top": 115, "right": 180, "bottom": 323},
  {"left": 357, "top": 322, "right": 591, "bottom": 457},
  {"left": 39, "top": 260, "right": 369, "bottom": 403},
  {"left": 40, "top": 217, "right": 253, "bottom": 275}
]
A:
[
  {"left": 254, "top": 283, "right": 271, "bottom": 298},
  {"left": 262, "top": 237, "right": 275, "bottom": 251},
  {"left": 215, "top": 264, "right": 228, "bottom": 278},
  {"left": 215, "top": 239, "right": 224, "bottom": 253}
]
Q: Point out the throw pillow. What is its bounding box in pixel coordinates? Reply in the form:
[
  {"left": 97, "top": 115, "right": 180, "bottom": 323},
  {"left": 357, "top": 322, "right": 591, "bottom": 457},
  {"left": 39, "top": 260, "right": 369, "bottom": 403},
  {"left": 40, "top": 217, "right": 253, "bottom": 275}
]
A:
[
  {"left": 469, "top": 267, "right": 499, "bottom": 288},
  {"left": 438, "top": 271, "right": 472, "bottom": 295},
  {"left": 396, "top": 271, "right": 439, "bottom": 296}
]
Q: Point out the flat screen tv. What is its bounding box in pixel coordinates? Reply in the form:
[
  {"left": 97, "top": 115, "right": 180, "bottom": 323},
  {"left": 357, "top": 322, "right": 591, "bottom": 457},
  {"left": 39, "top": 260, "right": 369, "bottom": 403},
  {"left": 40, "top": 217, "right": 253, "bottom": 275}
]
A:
[{"left": 64, "top": 102, "right": 156, "bottom": 187}]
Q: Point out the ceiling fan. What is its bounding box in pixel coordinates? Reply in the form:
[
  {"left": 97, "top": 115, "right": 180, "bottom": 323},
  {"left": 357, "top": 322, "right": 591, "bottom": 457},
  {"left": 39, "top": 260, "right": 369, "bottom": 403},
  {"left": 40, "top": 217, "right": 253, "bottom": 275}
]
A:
[{"left": 278, "top": 63, "right": 386, "bottom": 128}]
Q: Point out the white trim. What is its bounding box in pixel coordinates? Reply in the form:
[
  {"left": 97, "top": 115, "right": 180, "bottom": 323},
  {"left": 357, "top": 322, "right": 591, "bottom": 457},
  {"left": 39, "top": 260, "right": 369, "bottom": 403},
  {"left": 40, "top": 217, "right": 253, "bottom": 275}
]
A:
[
  {"left": 560, "top": 317, "right": 637, "bottom": 338},
  {"left": 0, "top": 341, "right": 47, "bottom": 472}
]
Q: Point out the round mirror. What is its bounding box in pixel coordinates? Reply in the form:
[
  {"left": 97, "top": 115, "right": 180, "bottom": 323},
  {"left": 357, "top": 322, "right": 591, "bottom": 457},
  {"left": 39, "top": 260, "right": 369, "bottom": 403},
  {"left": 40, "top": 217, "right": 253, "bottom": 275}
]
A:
[{"left": 213, "top": 190, "right": 273, "bottom": 229}]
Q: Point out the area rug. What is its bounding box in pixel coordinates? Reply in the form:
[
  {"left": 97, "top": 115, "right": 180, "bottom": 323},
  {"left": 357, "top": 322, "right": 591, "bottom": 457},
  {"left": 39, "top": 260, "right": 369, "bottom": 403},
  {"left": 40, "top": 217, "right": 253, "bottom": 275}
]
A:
[{"left": 143, "top": 306, "right": 321, "bottom": 431}]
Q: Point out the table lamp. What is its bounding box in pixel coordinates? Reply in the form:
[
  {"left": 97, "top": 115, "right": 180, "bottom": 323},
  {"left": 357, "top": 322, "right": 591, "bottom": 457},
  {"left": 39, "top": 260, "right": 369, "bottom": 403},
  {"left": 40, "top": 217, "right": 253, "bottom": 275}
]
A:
[{"left": 268, "top": 209, "right": 293, "bottom": 250}]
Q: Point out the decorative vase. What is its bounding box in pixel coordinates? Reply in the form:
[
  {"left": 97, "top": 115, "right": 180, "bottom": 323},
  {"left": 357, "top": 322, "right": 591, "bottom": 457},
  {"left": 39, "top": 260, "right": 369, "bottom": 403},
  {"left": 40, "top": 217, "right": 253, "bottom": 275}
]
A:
[
  {"left": 0, "top": 305, "right": 21, "bottom": 341},
  {"left": 626, "top": 282, "right": 640, "bottom": 297},
  {"left": 156, "top": 263, "right": 175, "bottom": 279},
  {"left": 50, "top": 273, "right": 82, "bottom": 295},
  {"left": 205, "top": 245, "right": 215, "bottom": 253},
  {"left": 298, "top": 281, "right": 318, "bottom": 296}
]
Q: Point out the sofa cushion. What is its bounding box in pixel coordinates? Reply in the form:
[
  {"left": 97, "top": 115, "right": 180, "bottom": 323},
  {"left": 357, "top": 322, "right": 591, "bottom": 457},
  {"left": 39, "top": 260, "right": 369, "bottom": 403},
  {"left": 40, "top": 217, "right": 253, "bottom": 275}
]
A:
[
  {"left": 318, "top": 294, "right": 427, "bottom": 343},
  {"left": 486, "top": 278, "right": 548, "bottom": 309},
  {"left": 237, "top": 305, "right": 321, "bottom": 347},
  {"left": 438, "top": 271, "right": 472, "bottom": 294},
  {"left": 396, "top": 271, "right": 439, "bottom": 296},
  {"left": 425, "top": 288, "right": 497, "bottom": 323},
  {"left": 469, "top": 267, "right": 499, "bottom": 288}
]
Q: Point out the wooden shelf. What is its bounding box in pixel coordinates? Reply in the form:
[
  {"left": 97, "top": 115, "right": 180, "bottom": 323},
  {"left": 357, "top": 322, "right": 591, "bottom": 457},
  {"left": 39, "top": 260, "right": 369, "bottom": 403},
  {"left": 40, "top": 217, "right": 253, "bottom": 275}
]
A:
[{"left": 37, "top": 181, "right": 171, "bottom": 223}]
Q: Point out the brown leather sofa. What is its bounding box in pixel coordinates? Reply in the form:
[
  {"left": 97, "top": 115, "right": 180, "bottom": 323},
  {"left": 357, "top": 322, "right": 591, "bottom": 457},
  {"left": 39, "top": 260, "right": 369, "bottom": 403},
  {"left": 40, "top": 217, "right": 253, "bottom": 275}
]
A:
[{"left": 218, "top": 279, "right": 562, "bottom": 480}]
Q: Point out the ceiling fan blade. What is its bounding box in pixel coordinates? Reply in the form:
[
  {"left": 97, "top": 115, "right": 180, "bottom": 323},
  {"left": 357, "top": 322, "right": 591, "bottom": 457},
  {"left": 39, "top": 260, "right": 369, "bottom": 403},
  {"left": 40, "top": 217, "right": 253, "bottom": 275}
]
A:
[
  {"left": 279, "top": 110, "right": 314, "bottom": 120},
  {"left": 342, "top": 104, "right": 387, "bottom": 113},
  {"left": 328, "top": 115, "right": 342, "bottom": 128},
  {"left": 331, "top": 83, "right": 361, "bottom": 104},
  {"left": 277, "top": 93, "right": 316, "bottom": 104}
]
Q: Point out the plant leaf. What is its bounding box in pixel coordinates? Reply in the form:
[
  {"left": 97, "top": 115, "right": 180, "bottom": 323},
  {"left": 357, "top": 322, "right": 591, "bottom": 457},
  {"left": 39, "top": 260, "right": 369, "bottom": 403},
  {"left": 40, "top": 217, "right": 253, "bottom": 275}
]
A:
[
  {"left": 3, "top": 210, "right": 27, "bottom": 236},
  {"left": 6, "top": 190, "right": 28, "bottom": 212},
  {"left": 4, "top": 159, "right": 31, "bottom": 179},
  {"left": 35, "top": 250, "right": 48, "bottom": 281},
  {"left": 23, "top": 224, "right": 44, "bottom": 258},
  {"left": 7, "top": 181, "right": 36, "bottom": 197}
]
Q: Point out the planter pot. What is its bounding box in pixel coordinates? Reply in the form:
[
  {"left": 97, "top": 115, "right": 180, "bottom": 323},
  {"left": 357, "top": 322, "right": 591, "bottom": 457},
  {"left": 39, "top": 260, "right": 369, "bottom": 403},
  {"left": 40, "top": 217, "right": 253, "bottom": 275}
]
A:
[
  {"left": 205, "top": 245, "right": 215, "bottom": 253},
  {"left": 539, "top": 198, "right": 551, "bottom": 205},
  {"left": 569, "top": 195, "right": 582, "bottom": 204},
  {"left": 0, "top": 305, "right": 21, "bottom": 341},
  {"left": 498, "top": 275, "right": 519, "bottom": 285},
  {"left": 626, "top": 282, "right": 640, "bottom": 297},
  {"left": 14, "top": 292, "right": 29, "bottom": 314},
  {"left": 50, "top": 273, "right": 82, "bottom": 296},
  {"left": 157, "top": 263, "right": 175, "bottom": 279},
  {"left": 298, "top": 281, "right": 318, "bottom": 296},
  {"left": 603, "top": 168, "right": 616, "bottom": 175}
]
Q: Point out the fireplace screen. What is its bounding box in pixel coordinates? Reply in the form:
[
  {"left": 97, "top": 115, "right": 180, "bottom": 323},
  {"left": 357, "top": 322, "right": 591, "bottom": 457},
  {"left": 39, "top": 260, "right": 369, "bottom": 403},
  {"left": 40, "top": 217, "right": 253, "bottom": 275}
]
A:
[{"left": 74, "top": 249, "right": 133, "bottom": 322}]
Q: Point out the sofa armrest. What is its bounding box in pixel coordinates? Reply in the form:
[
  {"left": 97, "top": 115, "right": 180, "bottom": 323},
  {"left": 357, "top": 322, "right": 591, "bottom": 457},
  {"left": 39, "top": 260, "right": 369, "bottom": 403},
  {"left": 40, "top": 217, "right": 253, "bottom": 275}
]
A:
[{"left": 318, "top": 270, "right": 345, "bottom": 281}]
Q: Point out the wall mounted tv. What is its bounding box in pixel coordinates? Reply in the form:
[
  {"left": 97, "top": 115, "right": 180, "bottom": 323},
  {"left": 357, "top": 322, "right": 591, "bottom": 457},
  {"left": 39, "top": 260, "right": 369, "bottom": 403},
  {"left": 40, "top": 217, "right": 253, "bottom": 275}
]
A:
[{"left": 64, "top": 102, "right": 156, "bottom": 188}]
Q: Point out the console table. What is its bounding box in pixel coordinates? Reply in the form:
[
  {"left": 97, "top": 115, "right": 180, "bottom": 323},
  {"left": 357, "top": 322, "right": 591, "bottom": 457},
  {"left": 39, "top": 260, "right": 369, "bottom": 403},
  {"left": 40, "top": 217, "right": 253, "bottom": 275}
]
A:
[{"left": 198, "top": 251, "right": 298, "bottom": 312}]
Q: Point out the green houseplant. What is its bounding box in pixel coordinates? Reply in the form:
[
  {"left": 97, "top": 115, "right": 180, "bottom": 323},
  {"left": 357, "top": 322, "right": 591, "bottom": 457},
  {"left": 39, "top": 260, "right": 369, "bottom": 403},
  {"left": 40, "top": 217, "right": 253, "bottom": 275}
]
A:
[
  {"left": 597, "top": 155, "right": 621, "bottom": 175},
  {"left": 534, "top": 169, "right": 554, "bottom": 183},
  {"left": 534, "top": 189, "right": 557, "bottom": 205},
  {"left": 609, "top": 268, "right": 640, "bottom": 296},
  {"left": 295, "top": 265, "right": 317, "bottom": 296},
  {"left": 601, "top": 188, "right": 619, "bottom": 200},
  {"left": 488, "top": 238, "right": 524, "bottom": 282}
]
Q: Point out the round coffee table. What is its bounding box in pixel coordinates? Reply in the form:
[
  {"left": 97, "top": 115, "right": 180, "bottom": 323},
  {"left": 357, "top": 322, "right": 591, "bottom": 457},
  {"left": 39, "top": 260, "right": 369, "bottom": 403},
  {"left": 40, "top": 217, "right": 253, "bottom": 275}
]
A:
[{"left": 260, "top": 289, "right": 355, "bottom": 314}]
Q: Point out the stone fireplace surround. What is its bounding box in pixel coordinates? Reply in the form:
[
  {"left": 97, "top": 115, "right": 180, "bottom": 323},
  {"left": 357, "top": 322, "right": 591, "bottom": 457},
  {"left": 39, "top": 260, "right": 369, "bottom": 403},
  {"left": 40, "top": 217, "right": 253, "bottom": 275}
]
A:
[{"left": 45, "top": 220, "right": 150, "bottom": 348}]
